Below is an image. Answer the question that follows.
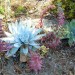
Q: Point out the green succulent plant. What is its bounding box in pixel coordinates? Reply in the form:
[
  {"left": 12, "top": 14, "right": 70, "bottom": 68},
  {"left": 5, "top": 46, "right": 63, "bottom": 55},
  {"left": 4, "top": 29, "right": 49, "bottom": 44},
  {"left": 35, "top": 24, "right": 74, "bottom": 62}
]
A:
[
  {"left": 56, "top": 25, "right": 70, "bottom": 39},
  {"left": 14, "top": 6, "right": 27, "bottom": 17},
  {"left": 39, "top": 45, "right": 49, "bottom": 57},
  {"left": 1, "top": 19, "right": 45, "bottom": 57},
  {"left": 66, "top": 19, "right": 75, "bottom": 46}
]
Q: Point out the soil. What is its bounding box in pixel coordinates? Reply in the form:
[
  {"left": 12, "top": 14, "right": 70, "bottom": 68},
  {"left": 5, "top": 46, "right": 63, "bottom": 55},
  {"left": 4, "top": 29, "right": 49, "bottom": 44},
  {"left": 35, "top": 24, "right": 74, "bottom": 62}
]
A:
[{"left": 0, "top": 44, "right": 75, "bottom": 75}]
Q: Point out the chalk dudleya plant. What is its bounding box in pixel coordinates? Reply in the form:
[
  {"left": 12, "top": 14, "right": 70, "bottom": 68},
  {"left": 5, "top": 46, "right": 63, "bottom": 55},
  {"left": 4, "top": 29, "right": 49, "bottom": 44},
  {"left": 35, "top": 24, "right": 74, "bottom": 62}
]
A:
[{"left": 1, "top": 19, "right": 45, "bottom": 57}]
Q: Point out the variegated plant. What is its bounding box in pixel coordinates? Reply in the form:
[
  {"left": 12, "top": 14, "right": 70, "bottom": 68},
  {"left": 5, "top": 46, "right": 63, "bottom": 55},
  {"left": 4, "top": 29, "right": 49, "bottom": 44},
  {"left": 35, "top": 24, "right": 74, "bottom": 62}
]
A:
[{"left": 1, "top": 19, "right": 45, "bottom": 57}]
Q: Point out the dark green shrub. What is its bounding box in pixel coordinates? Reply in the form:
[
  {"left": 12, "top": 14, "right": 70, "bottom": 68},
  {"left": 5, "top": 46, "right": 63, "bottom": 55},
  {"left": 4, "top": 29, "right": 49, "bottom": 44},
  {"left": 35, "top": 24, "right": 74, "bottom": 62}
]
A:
[
  {"left": 53, "top": 0, "right": 75, "bottom": 20},
  {"left": 14, "top": 6, "right": 27, "bottom": 17}
]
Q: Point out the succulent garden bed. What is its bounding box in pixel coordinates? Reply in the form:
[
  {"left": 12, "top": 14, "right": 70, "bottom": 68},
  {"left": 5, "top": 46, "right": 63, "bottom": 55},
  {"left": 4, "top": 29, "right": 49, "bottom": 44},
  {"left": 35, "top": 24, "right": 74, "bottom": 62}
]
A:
[{"left": 0, "top": 0, "right": 75, "bottom": 75}]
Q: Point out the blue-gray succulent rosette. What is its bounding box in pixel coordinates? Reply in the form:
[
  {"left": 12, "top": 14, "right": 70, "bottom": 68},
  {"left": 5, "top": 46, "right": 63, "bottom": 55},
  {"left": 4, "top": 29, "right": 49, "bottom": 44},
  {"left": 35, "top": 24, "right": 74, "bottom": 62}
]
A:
[{"left": 1, "top": 19, "right": 45, "bottom": 57}]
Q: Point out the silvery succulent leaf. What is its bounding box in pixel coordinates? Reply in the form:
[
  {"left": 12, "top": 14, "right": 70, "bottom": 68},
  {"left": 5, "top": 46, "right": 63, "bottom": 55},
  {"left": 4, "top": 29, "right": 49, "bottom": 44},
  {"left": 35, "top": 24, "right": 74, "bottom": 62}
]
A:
[
  {"left": 5, "top": 47, "right": 19, "bottom": 57},
  {"left": 20, "top": 47, "right": 28, "bottom": 55},
  {"left": 14, "top": 43, "right": 22, "bottom": 48},
  {"left": 4, "top": 31, "right": 12, "bottom": 37},
  {"left": 30, "top": 34, "right": 46, "bottom": 41},
  {"left": 33, "top": 28, "right": 43, "bottom": 36},
  {"left": 0, "top": 37, "right": 15, "bottom": 43}
]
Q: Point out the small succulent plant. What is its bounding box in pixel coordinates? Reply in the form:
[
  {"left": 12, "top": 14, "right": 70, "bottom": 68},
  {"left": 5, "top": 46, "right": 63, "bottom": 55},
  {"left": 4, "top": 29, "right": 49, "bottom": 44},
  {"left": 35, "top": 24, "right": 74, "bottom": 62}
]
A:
[
  {"left": 55, "top": 26, "right": 70, "bottom": 39},
  {"left": 39, "top": 45, "right": 49, "bottom": 57},
  {"left": 65, "top": 19, "right": 75, "bottom": 46},
  {"left": 28, "top": 51, "right": 42, "bottom": 73},
  {"left": 1, "top": 19, "right": 45, "bottom": 57},
  {"left": 41, "top": 32, "right": 60, "bottom": 49},
  {"left": 0, "top": 40, "right": 12, "bottom": 52}
]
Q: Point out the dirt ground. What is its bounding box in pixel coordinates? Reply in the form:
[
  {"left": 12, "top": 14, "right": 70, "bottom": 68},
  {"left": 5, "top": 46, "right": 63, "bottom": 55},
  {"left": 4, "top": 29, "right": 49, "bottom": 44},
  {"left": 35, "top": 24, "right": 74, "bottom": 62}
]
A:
[{"left": 0, "top": 45, "right": 75, "bottom": 75}]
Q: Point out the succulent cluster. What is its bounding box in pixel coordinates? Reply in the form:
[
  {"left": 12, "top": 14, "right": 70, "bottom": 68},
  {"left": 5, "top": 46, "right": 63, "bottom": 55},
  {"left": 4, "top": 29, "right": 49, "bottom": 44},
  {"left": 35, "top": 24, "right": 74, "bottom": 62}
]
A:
[{"left": 41, "top": 32, "right": 60, "bottom": 49}]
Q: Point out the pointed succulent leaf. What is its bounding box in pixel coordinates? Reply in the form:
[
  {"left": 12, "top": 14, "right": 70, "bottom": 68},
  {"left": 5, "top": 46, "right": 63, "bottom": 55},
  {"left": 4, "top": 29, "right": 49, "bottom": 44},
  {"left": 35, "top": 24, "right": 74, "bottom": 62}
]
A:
[
  {"left": 33, "top": 28, "right": 43, "bottom": 36},
  {"left": 26, "top": 19, "right": 32, "bottom": 28},
  {"left": 11, "top": 23, "right": 18, "bottom": 34},
  {"left": 33, "top": 45, "right": 40, "bottom": 49},
  {"left": 0, "top": 37, "right": 14, "bottom": 43},
  {"left": 14, "top": 43, "right": 22, "bottom": 48},
  {"left": 8, "top": 24, "right": 13, "bottom": 33},
  {"left": 5, "top": 47, "right": 19, "bottom": 57},
  {"left": 29, "top": 41, "right": 40, "bottom": 49},
  {"left": 4, "top": 31, "right": 12, "bottom": 37},
  {"left": 30, "top": 34, "right": 46, "bottom": 41},
  {"left": 18, "top": 21, "right": 24, "bottom": 32},
  {"left": 20, "top": 47, "right": 28, "bottom": 55}
]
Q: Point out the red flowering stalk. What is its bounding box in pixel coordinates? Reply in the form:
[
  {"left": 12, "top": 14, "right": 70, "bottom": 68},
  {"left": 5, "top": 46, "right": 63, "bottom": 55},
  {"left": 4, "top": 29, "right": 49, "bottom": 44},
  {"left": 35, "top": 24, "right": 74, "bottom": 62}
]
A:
[
  {"left": 57, "top": 5, "right": 65, "bottom": 26},
  {"left": 36, "top": 5, "right": 55, "bottom": 28},
  {"left": 29, "top": 51, "right": 42, "bottom": 73},
  {"left": 41, "top": 32, "right": 61, "bottom": 49}
]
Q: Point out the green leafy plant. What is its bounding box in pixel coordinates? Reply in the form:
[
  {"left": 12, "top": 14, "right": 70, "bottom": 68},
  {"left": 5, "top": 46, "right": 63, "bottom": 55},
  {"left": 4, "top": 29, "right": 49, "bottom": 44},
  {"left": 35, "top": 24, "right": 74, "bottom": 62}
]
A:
[
  {"left": 14, "top": 5, "right": 27, "bottom": 17},
  {"left": 39, "top": 45, "right": 49, "bottom": 57},
  {"left": 66, "top": 19, "right": 75, "bottom": 46},
  {"left": 53, "top": 0, "right": 75, "bottom": 20},
  {"left": 55, "top": 26, "right": 70, "bottom": 39},
  {"left": 1, "top": 19, "right": 45, "bottom": 57},
  {"left": 0, "top": 6, "right": 5, "bottom": 15}
]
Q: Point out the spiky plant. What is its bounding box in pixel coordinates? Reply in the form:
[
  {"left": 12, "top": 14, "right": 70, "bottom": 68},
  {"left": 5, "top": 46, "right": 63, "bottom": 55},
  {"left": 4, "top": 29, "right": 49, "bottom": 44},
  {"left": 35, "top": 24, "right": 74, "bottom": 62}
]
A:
[
  {"left": 1, "top": 19, "right": 45, "bottom": 57},
  {"left": 28, "top": 51, "right": 42, "bottom": 73},
  {"left": 41, "top": 32, "right": 60, "bottom": 49}
]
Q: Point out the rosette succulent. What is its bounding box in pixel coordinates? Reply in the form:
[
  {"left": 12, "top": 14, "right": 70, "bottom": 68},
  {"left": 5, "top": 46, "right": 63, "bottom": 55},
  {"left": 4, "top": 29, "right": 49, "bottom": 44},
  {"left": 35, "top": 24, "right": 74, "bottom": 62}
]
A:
[
  {"left": 29, "top": 51, "right": 42, "bottom": 73},
  {"left": 41, "top": 32, "right": 60, "bottom": 49},
  {"left": 1, "top": 19, "right": 45, "bottom": 57},
  {"left": 0, "top": 40, "right": 12, "bottom": 51}
]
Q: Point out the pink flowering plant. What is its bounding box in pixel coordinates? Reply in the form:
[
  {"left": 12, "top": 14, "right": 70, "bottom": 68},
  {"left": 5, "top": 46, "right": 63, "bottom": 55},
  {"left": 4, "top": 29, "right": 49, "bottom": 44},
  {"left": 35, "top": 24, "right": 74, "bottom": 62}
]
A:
[{"left": 57, "top": 3, "right": 65, "bottom": 26}]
